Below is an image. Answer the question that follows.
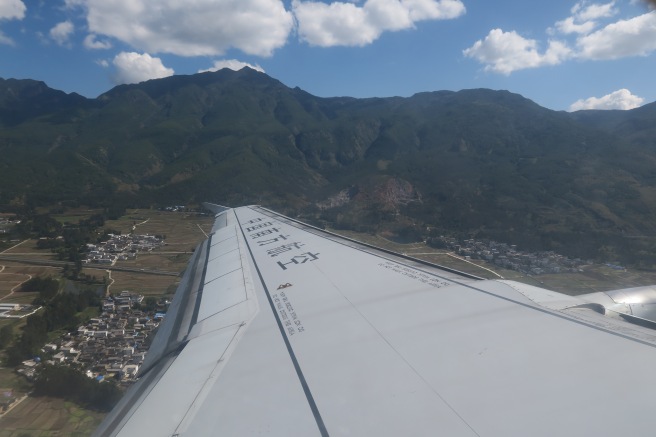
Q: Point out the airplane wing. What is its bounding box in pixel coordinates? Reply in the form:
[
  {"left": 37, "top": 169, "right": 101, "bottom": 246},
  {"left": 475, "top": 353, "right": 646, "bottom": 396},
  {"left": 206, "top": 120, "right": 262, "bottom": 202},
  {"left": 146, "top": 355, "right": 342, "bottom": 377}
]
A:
[{"left": 94, "top": 205, "right": 656, "bottom": 436}]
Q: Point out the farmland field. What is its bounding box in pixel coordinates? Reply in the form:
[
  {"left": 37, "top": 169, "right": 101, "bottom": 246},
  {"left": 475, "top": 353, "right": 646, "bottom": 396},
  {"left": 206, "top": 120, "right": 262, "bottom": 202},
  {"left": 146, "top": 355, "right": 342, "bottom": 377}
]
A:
[
  {"left": 0, "top": 209, "right": 213, "bottom": 436},
  {"left": 0, "top": 396, "right": 105, "bottom": 437}
]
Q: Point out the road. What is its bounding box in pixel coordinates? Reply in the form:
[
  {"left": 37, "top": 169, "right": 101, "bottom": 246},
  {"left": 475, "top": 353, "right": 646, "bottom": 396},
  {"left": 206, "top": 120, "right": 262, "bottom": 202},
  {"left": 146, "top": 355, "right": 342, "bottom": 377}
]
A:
[
  {"left": 0, "top": 255, "right": 180, "bottom": 276},
  {"left": 0, "top": 239, "right": 29, "bottom": 254},
  {"left": 443, "top": 253, "right": 505, "bottom": 278}
]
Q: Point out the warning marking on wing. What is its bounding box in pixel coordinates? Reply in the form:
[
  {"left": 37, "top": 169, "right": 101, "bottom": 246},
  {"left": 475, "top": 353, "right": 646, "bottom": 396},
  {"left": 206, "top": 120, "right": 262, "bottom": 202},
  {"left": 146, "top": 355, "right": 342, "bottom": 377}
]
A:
[
  {"left": 271, "top": 291, "right": 305, "bottom": 336},
  {"left": 378, "top": 261, "right": 452, "bottom": 289}
]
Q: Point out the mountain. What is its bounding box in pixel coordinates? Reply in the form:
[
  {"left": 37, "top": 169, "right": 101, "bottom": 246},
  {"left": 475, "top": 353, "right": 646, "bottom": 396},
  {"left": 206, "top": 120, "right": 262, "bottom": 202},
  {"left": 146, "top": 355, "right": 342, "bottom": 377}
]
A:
[
  {"left": 0, "top": 78, "right": 91, "bottom": 126},
  {"left": 1, "top": 68, "right": 656, "bottom": 264}
]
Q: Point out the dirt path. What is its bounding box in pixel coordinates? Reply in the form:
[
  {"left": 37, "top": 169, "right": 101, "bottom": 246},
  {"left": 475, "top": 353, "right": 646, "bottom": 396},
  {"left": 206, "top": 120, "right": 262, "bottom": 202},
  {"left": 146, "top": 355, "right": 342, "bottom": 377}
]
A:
[
  {"left": 0, "top": 393, "right": 30, "bottom": 419},
  {"left": 0, "top": 273, "right": 33, "bottom": 302},
  {"left": 1, "top": 239, "right": 29, "bottom": 254},
  {"left": 445, "top": 253, "right": 504, "bottom": 279},
  {"left": 105, "top": 269, "right": 114, "bottom": 296},
  {"left": 132, "top": 218, "right": 150, "bottom": 232}
]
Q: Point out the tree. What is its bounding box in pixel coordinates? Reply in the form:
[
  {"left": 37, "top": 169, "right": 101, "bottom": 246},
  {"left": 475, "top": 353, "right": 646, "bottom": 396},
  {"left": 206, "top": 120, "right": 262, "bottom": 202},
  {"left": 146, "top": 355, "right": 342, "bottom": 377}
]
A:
[
  {"left": 34, "top": 364, "right": 122, "bottom": 411},
  {"left": 21, "top": 276, "right": 60, "bottom": 305},
  {"left": 142, "top": 296, "right": 158, "bottom": 312},
  {"left": 0, "top": 324, "right": 13, "bottom": 349}
]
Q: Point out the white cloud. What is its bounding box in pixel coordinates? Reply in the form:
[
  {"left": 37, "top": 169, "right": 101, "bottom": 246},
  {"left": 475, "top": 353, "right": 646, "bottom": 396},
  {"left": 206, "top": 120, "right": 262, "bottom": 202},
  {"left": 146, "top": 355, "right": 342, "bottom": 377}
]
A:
[
  {"left": 199, "top": 59, "right": 265, "bottom": 73},
  {"left": 64, "top": 0, "right": 86, "bottom": 7},
  {"left": 365, "top": 0, "right": 414, "bottom": 32},
  {"left": 293, "top": 1, "right": 377, "bottom": 46},
  {"left": 84, "top": 33, "right": 111, "bottom": 49},
  {"left": 403, "top": 0, "right": 466, "bottom": 20},
  {"left": 96, "top": 59, "right": 109, "bottom": 67},
  {"left": 553, "top": 16, "right": 596, "bottom": 35},
  {"left": 463, "top": 29, "right": 572, "bottom": 74},
  {"left": 569, "top": 89, "right": 645, "bottom": 110},
  {"left": 49, "top": 21, "right": 74, "bottom": 46},
  {"left": 111, "top": 52, "right": 174, "bottom": 85},
  {"left": 293, "top": 0, "right": 465, "bottom": 47},
  {"left": 64, "top": 0, "right": 465, "bottom": 54},
  {"left": 553, "top": 1, "right": 617, "bottom": 35},
  {"left": 0, "top": 0, "right": 25, "bottom": 19},
  {"left": 573, "top": 1, "right": 617, "bottom": 21},
  {"left": 0, "top": 0, "right": 26, "bottom": 45},
  {"left": 577, "top": 11, "right": 656, "bottom": 59},
  {"left": 467, "top": 3, "right": 656, "bottom": 74},
  {"left": 70, "top": 0, "right": 293, "bottom": 57}
]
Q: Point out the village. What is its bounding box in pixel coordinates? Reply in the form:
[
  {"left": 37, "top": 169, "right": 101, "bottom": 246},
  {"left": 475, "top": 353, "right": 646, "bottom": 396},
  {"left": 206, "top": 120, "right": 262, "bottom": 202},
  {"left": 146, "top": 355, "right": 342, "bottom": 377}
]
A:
[
  {"left": 429, "top": 235, "right": 590, "bottom": 275},
  {"left": 0, "top": 215, "right": 19, "bottom": 235},
  {"left": 84, "top": 233, "right": 164, "bottom": 265},
  {"left": 0, "top": 217, "right": 201, "bottom": 418},
  {"left": 16, "top": 290, "right": 165, "bottom": 387}
]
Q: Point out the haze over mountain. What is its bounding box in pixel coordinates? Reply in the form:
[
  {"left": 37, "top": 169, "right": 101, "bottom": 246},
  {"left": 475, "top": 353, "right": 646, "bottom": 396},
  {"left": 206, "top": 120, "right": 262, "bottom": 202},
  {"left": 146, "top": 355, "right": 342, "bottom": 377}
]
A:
[{"left": 1, "top": 68, "right": 656, "bottom": 264}]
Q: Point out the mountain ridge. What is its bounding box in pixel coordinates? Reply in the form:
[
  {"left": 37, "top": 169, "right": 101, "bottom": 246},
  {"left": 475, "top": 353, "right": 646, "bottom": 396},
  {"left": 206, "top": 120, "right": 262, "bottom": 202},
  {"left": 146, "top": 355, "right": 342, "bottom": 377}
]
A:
[{"left": 1, "top": 68, "right": 655, "bottom": 264}]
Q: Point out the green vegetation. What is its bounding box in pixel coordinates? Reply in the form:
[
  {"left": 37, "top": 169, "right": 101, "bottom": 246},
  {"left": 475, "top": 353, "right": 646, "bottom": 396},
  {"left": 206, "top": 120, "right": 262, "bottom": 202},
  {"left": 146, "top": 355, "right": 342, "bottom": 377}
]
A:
[
  {"left": 8, "top": 208, "right": 127, "bottom": 281},
  {"left": 0, "top": 324, "right": 13, "bottom": 349},
  {"left": 19, "top": 277, "right": 59, "bottom": 302},
  {"left": 4, "top": 285, "right": 101, "bottom": 366},
  {"left": 33, "top": 365, "right": 122, "bottom": 412},
  {"left": 1, "top": 69, "right": 656, "bottom": 265}
]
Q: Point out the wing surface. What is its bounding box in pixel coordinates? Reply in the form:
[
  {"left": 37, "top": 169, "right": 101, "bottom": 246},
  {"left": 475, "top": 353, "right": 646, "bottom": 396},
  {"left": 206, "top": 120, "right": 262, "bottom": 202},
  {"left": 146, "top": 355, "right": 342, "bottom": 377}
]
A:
[{"left": 95, "top": 206, "right": 656, "bottom": 436}]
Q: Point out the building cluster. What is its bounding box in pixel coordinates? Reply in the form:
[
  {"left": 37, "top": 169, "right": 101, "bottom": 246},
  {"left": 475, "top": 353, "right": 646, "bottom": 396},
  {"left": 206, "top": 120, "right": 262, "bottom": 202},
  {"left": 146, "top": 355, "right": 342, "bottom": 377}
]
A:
[
  {"left": 17, "top": 290, "right": 165, "bottom": 385},
  {"left": 0, "top": 216, "right": 19, "bottom": 234},
  {"left": 84, "top": 233, "right": 164, "bottom": 265},
  {"left": 160, "top": 205, "right": 187, "bottom": 212},
  {"left": 431, "top": 236, "right": 588, "bottom": 275}
]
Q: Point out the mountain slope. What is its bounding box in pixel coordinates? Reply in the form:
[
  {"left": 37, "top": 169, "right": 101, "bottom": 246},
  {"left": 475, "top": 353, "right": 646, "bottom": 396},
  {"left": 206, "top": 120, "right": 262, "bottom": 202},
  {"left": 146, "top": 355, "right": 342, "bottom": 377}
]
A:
[{"left": 1, "top": 69, "right": 656, "bottom": 263}]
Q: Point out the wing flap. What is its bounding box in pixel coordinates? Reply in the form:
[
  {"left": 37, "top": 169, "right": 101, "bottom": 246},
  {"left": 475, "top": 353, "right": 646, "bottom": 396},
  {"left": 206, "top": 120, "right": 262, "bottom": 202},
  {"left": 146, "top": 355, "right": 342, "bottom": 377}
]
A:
[{"left": 115, "top": 325, "right": 242, "bottom": 436}]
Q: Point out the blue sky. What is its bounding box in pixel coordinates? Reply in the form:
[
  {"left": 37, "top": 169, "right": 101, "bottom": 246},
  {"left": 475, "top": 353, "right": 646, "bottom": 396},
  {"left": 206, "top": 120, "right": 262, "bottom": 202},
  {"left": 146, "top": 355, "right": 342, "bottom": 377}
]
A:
[{"left": 1, "top": 0, "right": 655, "bottom": 111}]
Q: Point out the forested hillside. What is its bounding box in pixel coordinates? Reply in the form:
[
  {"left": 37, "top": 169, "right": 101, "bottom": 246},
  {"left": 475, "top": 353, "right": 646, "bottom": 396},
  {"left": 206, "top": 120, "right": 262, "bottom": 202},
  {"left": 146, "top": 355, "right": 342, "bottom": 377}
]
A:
[{"left": 1, "top": 68, "right": 656, "bottom": 264}]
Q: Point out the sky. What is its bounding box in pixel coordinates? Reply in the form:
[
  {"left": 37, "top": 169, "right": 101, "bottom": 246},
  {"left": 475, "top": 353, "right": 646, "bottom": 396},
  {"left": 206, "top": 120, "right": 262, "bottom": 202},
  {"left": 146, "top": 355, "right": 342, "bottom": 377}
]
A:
[{"left": 0, "top": 0, "right": 655, "bottom": 111}]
